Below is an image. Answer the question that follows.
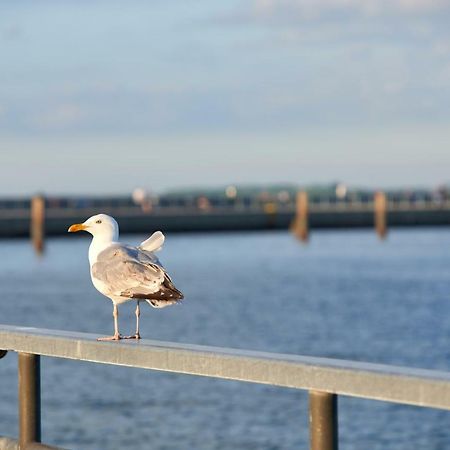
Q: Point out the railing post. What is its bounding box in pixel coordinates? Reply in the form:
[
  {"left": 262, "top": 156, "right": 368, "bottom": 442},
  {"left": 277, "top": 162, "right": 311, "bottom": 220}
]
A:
[
  {"left": 309, "top": 391, "right": 338, "bottom": 450},
  {"left": 18, "top": 353, "right": 41, "bottom": 448}
]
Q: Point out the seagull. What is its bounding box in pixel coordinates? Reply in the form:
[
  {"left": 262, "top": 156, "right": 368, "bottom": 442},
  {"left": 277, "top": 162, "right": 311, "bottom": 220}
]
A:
[{"left": 68, "top": 214, "right": 183, "bottom": 341}]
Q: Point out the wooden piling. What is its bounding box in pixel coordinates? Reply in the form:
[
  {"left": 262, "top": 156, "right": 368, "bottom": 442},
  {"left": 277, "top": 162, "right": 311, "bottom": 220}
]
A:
[
  {"left": 374, "top": 191, "right": 387, "bottom": 239},
  {"left": 263, "top": 202, "right": 277, "bottom": 228},
  {"left": 30, "top": 195, "right": 45, "bottom": 254},
  {"left": 291, "top": 191, "right": 309, "bottom": 242}
]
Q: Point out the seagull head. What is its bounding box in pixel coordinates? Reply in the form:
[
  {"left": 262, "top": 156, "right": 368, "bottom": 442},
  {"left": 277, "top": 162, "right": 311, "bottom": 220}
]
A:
[{"left": 68, "top": 214, "right": 119, "bottom": 241}]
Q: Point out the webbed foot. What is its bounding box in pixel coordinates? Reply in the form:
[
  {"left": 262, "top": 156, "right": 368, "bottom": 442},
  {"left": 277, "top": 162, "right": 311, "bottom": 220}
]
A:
[
  {"left": 123, "top": 333, "right": 141, "bottom": 340},
  {"left": 97, "top": 334, "right": 123, "bottom": 341}
]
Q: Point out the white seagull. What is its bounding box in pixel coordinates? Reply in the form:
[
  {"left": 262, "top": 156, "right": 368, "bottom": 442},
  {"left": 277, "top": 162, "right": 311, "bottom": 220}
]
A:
[{"left": 68, "top": 214, "right": 184, "bottom": 341}]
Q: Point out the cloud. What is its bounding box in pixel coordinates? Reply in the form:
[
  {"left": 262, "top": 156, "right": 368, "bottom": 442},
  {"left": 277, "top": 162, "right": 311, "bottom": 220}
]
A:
[
  {"left": 251, "top": 0, "right": 450, "bottom": 20},
  {"left": 33, "top": 103, "right": 86, "bottom": 129},
  {"left": 1, "top": 2, "right": 449, "bottom": 138},
  {"left": 1, "top": 24, "right": 23, "bottom": 41},
  {"left": 210, "top": 0, "right": 450, "bottom": 54},
  {"left": 212, "top": 0, "right": 450, "bottom": 43},
  {"left": 0, "top": 65, "right": 446, "bottom": 139}
]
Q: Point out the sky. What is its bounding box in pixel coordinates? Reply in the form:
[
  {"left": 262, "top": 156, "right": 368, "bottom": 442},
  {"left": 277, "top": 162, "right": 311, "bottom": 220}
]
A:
[{"left": 1, "top": 0, "right": 450, "bottom": 195}]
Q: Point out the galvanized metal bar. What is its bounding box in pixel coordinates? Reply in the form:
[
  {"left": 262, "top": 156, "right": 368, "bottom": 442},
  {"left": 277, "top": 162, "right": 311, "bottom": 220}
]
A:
[
  {"left": 0, "top": 436, "right": 66, "bottom": 450},
  {"left": 309, "top": 391, "right": 338, "bottom": 450},
  {"left": 27, "top": 442, "right": 64, "bottom": 450},
  {"left": 1, "top": 325, "right": 450, "bottom": 410},
  {"left": 18, "top": 353, "right": 41, "bottom": 447}
]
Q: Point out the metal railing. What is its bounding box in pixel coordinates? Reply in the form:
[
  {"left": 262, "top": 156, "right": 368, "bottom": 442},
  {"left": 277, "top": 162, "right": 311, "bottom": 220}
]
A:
[{"left": 1, "top": 325, "right": 450, "bottom": 449}]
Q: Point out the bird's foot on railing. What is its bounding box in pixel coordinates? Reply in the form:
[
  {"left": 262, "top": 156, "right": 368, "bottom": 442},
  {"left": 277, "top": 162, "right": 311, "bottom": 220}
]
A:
[
  {"left": 97, "top": 334, "right": 123, "bottom": 341},
  {"left": 123, "top": 333, "right": 141, "bottom": 340}
]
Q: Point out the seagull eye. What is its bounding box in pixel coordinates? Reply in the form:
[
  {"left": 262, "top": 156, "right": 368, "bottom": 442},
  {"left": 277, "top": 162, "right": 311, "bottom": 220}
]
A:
[{"left": 96, "top": 220, "right": 102, "bottom": 224}]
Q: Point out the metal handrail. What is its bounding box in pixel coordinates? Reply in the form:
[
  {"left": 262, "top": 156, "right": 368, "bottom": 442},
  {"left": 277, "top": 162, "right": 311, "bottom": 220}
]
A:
[{"left": 1, "top": 324, "right": 450, "bottom": 449}]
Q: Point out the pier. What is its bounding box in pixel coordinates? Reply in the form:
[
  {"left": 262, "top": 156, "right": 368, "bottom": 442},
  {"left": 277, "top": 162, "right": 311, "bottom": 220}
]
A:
[
  {"left": 1, "top": 325, "right": 450, "bottom": 449},
  {"left": 0, "top": 195, "right": 450, "bottom": 239}
]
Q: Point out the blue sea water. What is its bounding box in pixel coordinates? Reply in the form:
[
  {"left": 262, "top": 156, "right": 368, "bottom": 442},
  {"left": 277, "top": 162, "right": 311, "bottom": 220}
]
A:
[{"left": 0, "top": 228, "right": 449, "bottom": 449}]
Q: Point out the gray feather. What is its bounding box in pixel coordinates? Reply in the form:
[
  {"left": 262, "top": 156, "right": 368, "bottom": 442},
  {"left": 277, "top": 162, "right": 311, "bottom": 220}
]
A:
[{"left": 91, "top": 243, "right": 183, "bottom": 305}]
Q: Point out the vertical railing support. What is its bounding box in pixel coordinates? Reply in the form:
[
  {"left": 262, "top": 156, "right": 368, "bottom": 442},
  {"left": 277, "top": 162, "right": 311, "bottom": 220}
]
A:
[
  {"left": 18, "top": 353, "right": 41, "bottom": 448},
  {"left": 309, "top": 391, "right": 338, "bottom": 450}
]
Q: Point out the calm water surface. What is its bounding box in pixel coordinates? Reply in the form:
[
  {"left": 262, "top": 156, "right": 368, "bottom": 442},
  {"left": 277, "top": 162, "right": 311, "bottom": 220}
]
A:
[{"left": 0, "top": 228, "right": 449, "bottom": 449}]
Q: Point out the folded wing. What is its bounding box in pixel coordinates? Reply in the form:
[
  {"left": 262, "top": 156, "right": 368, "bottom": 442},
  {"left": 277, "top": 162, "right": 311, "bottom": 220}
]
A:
[{"left": 91, "top": 244, "right": 183, "bottom": 306}]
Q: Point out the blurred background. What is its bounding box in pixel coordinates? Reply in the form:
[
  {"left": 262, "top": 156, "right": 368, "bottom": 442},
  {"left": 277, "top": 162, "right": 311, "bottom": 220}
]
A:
[{"left": 1, "top": 1, "right": 450, "bottom": 449}]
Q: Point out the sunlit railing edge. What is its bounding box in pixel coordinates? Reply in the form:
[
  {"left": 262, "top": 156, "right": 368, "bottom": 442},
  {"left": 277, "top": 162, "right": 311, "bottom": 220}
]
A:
[
  {"left": 1, "top": 324, "right": 450, "bottom": 410},
  {"left": 1, "top": 324, "right": 450, "bottom": 450}
]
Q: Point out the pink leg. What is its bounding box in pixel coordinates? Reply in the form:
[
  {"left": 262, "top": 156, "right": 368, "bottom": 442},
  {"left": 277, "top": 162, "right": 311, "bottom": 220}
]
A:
[
  {"left": 97, "top": 304, "right": 122, "bottom": 341},
  {"left": 124, "top": 301, "right": 141, "bottom": 339}
]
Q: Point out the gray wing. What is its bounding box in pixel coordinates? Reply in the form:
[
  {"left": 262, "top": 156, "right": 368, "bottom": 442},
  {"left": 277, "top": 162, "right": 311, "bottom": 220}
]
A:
[{"left": 92, "top": 244, "right": 183, "bottom": 301}]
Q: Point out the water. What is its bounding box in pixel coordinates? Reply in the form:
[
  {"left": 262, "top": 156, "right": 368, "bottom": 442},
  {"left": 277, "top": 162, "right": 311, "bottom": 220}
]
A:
[{"left": 0, "top": 228, "right": 449, "bottom": 449}]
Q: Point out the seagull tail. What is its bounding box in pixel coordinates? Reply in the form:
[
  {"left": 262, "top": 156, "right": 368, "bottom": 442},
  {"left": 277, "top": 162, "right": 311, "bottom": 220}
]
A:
[
  {"left": 125, "top": 273, "right": 184, "bottom": 308},
  {"left": 139, "top": 231, "right": 165, "bottom": 252},
  {"left": 146, "top": 281, "right": 184, "bottom": 308}
]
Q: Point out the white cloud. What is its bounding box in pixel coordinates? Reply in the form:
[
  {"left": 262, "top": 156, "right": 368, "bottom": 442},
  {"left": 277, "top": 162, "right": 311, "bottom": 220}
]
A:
[
  {"left": 252, "top": 0, "right": 450, "bottom": 19},
  {"left": 33, "top": 103, "right": 86, "bottom": 129},
  {"left": 1, "top": 24, "right": 23, "bottom": 41},
  {"left": 433, "top": 39, "right": 450, "bottom": 56},
  {"left": 1, "top": 2, "right": 449, "bottom": 139}
]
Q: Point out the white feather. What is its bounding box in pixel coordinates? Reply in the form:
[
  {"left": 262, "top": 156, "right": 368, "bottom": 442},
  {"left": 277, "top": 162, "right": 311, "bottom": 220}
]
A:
[{"left": 139, "top": 231, "right": 165, "bottom": 252}]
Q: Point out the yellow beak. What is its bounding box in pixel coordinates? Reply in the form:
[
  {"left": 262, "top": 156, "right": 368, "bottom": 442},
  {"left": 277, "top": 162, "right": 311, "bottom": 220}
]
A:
[{"left": 68, "top": 223, "right": 87, "bottom": 233}]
